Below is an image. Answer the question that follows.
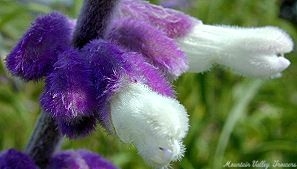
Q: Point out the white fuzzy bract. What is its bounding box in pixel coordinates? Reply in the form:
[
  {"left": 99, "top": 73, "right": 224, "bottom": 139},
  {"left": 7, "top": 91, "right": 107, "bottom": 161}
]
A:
[
  {"left": 110, "top": 83, "right": 189, "bottom": 169},
  {"left": 178, "top": 23, "right": 293, "bottom": 78}
]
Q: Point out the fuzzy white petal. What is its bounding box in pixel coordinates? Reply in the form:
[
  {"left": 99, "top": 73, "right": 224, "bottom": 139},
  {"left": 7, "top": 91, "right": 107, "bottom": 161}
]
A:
[
  {"left": 178, "top": 24, "right": 293, "bottom": 78},
  {"left": 110, "top": 83, "right": 189, "bottom": 169}
]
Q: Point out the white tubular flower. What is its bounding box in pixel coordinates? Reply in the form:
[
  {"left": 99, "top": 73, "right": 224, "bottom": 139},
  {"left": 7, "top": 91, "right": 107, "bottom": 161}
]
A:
[
  {"left": 110, "top": 83, "right": 189, "bottom": 169},
  {"left": 177, "top": 23, "right": 294, "bottom": 78}
]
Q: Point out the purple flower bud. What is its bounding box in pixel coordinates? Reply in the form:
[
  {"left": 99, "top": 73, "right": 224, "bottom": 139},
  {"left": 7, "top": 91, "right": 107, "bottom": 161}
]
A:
[
  {"left": 40, "top": 48, "right": 97, "bottom": 138},
  {"left": 41, "top": 48, "right": 95, "bottom": 120},
  {"left": 118, "top": 0, "right": 194, "bottom": 38},
  {"left": 107, "top": 19, "right": 188, "bottom": 78},
  {"left": 0, "top": 149, "right": 37, "bottom": 169},
  {"left": 6, "top": 12, "right": 72, "bottom": 80},
  {"left": 48, "top": 149, "right": 118, "bottom": 169}
]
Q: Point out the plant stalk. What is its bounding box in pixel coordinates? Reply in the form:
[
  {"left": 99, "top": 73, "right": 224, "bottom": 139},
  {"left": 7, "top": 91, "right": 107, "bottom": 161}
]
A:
[{"left": 25, "top": 112, "right": 61, "bottom": 168}]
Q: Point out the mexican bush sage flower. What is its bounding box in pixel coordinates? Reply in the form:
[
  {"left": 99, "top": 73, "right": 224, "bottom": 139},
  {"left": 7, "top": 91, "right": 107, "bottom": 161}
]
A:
[
  {"left": 116, "top": 0, "right": 293, "bottom": 78},
  {"left": 4, "top": 0, "right": 294, "bottom": 168},
  {"left": 81, "top": 40, "right": 189, "bottom": 168},
  {"left": 82, "top": 40, "right": 178, "bottom": 130},
  {"left": 0, "top": 149, "right": 37, "bottom": 169},
  {"left": 48, "top": 149, "right": 118, "bottom": 169}
]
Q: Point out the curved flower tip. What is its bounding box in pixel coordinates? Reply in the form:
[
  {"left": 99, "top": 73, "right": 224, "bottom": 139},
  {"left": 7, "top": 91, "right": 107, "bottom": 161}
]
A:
[
  {"left": 110, "top": 83, "right": 189, "bottom": 168},
  {"left": 178, "top": 24, "right": 294, "bottom": 78},
  {"left": 41, "top": 48, "right": 96, "bottom": 121},
  {"left": 118, "top": 0, "right": 195, "bottom": 38},
  {"left": 48, "top": 149, "right": 118, "bottom": 169},
  {"left": 0, "top": 149, "right": 37, "bottom": 169},
  {"left": 107, "top": 19, "right": 188, "bottom": 78},
  {"left": 6, "top": 12, "right": 72, "bottom": 80}
]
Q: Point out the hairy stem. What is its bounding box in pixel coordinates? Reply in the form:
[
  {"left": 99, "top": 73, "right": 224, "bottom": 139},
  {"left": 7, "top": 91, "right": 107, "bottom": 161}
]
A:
[
  {"left": 25, "top": 0, "right": 119, "bottom": 168},
  {"left": 72, "top": 0, "right": 119, "bottom": 48},
  {"left": 25, "top": 112, "right": 62, "bottom": 168}
]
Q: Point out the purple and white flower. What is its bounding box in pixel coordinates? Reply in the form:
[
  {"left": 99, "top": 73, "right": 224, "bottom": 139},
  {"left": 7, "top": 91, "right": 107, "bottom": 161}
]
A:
[
  {"left": 116, "top": 0, "right": 293, "bottom": 78},
  {"left": 5, "top": 0, "right": 294, "bottom": 168}
]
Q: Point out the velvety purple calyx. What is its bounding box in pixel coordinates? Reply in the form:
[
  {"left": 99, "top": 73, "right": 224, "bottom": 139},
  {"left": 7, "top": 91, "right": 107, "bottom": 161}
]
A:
[
  {"left": 107, "top": 19, "right": 188, "bottom": 78},
  {"left": 118, "top": 0, "right": 194, "bottom": 38},
  {"left": 82, "top": 40, "right": 125, "bottom": 107},
  {"left": 41, "top": 48, "right": 96, "bottom": 120},
  {"left": 48, "top": 149, "right": 118, "bottom": 169},
  {"left": 40, "top": 48, "right": 97, "bottom": 138},
  {"left": 121, "top": 52, "right": 175, "bottom": 97},
  {"left": 6, "top": 12, "right": 72, "bottom": 80},
  {"left": 82, "top": 40, "right": 126, "bottom": 128},
  {"left": 0, "top": 149, "right": 37, "bottom": 169}
]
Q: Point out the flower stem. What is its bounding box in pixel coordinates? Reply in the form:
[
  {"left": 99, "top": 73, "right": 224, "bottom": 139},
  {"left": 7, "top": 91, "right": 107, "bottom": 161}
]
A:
[
  {"left": 72, "top": 0, "right": 119, "bottom": 48},
  {"left": 25, "top": 112, "right": 62, "bottom": 168},
  {"left": 25, "top": 0, "right": 119, "bottom": 168}
]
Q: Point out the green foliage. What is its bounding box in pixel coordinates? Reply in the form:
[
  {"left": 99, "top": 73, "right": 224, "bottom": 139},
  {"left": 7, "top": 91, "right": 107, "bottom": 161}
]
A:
[{"left": 0, "top": 0, "right": 297, "bottom": 168}]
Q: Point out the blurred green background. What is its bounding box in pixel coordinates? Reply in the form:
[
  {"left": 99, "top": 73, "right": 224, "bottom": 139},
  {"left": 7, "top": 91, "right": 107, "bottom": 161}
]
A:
[{"left": 0, "top": 0, "right": 297, "bottom": 169}]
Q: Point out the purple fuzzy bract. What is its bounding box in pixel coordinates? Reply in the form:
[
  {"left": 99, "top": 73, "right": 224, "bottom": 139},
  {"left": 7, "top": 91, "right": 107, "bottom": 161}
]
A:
[
  {"left": 0, "top": 149, "right": 37, "bottom": 169},
  {"left": 118, "top": 0, "right": 194, "bottom": 38},
  {"left": 6, "top": 12, "right": 72, "bottom": 80},
  {"left": 41, "top": 48, "right": 95, "bottom": 120},
  {"left": 107, "top": 19, "right": 188, "bottom": 78},
  {"left": 40, "top": 48, "right": 97, "bottom": 138},
  {"left": 48, "top": 150, "right": 118, "bottom": 169},
  {"left": 83, "top": 40, "right": 125, "bottom": 108}
]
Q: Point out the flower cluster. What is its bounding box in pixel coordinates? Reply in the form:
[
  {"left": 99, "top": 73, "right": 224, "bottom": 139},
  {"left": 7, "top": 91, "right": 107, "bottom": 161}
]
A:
[
  {"left": 5, "top": 0, "right": 293, "bottom": 168},
  {"left": 0, "top": 149, "right": 117, "bottom": 169}
]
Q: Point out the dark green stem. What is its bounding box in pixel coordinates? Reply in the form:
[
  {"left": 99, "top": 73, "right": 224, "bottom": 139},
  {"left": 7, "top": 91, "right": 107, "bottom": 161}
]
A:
[
  {"left": 25, "top": 112, "right": 61, "bottom": 168},
  {"left": 72, "top": 0, "right": 119, "bottom": 48}
]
